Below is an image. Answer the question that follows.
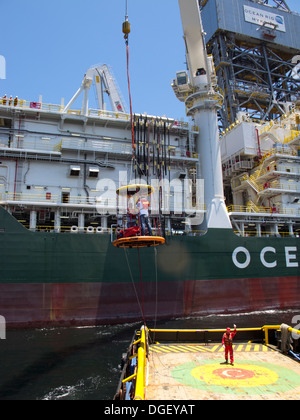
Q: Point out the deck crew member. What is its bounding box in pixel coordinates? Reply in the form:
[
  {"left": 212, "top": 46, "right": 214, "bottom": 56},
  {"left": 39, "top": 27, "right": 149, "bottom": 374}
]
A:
[
  {"left": 222, "top": 324, "right": 237, "bottom": 365},
  {"left": 137, "top": 196, "right": 152, "bottom": 236}
]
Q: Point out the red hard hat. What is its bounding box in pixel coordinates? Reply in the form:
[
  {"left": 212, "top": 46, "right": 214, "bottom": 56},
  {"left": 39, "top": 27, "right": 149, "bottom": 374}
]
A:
[{"left": 226, "top": 327, "right": 231, "bottom": 332}]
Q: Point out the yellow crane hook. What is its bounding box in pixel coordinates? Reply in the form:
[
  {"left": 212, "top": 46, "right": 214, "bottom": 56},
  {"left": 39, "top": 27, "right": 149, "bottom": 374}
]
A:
[
  {"left": 122, "top": 0, "right": 131, "bottom": 41},
  {"left": 122, "top": 18, "right": 131, "bottom": 40}
]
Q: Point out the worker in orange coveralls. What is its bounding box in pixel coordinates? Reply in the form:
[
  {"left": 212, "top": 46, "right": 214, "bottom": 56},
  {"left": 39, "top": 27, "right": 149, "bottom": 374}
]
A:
[{"left": 222, "top": 324, "right": 237, "bottom": 366}]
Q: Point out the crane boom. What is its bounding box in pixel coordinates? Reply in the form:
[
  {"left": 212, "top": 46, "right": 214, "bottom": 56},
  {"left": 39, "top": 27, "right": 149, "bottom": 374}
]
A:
[
  {"left": 63, "top": 65, "right": 127, "bottom": 116},
  {"left": 95, "top": 65, "right": 127, "bottom": 113},
  {"left": 173, "top": 0, "right": 232, "bottom": 230},
  {"left": 178, "top": 0, "right": 210, "bottom": 88},
  {"left": 172, "top": 0, "right": 217, "bottom": 102}
]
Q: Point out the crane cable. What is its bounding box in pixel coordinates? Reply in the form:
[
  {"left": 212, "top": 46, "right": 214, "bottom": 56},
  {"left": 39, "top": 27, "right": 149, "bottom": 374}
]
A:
[
  {"left": 122, "top": 1, "right": 146, "bottom": 327},
  {"left": 123, "top": 247, "right": 144, "bottom": 322},
  {"left": 137, "top": 248, "right": 146, "bottom": 326},
  {"left": 122, "top": 3, "right": 136, "bottom": 155}
]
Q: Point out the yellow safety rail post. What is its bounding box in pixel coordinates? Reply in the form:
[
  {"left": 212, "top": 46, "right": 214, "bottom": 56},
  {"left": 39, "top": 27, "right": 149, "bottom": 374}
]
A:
[
  {"left": 261, "top": 325, "right": 280, "bottom": 345},
  {"left": 134, "top": 326, "right": 148, "bottom": 401},
  {"left": 261, "top": 325, "right": 300, "bottom": 345},
  {"left": 122, "top": 373, "right": 137, "bottom": 384}
]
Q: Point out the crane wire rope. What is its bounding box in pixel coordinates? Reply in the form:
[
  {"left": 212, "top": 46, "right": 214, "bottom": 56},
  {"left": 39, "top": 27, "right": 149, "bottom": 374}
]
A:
[
  {"left": 137, "top": 248, "right": 146, "bottom": 326},
  {"left": 122, "top": 3, "right": 146, "bottom": 327},
  {"left": 153, "top": 247, "right": 158, "bottom": 330},
  {"left": 123, "top": 247, "right": 144, "bottom": 322},
  {"left": 121, "top": 2, "right": 160, "bottom": 329},
  {"left": 123, "top": 246, "right": 159, "bottom": 329}
]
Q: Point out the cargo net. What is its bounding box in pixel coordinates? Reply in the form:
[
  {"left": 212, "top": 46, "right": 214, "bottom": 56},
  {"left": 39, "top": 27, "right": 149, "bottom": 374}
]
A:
[{"left": 112, "top": 184, "right": 165, "bottom": 248}]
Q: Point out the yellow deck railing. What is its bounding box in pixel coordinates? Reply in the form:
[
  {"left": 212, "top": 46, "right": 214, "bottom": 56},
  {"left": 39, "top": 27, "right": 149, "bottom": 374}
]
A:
[
  {"left": 148, "top": 325, "right": 300, "bottom": 346},
  {"left": 262, "top": 325, "right": 300, "bottom": 345},
  {"left": 228, "top": 204, "right": 300, "bottom": 216},
  {"left": 121, "top": 326, "right": 148, "bottom": 401},
  {"left": 134, "top": 326, "right": 148, "bottom": 400},
  {"left": 284, "top": 130, "right": 300, "bottom": 144}
]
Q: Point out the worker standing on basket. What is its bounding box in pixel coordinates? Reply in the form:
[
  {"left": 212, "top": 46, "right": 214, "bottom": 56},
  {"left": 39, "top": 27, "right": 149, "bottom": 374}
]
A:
[
  {"left": 222, "top": 324, "right": 237, "bottom": 366},
  {"left": 137, "top": 196, "right": 152, "bottom": 236}
]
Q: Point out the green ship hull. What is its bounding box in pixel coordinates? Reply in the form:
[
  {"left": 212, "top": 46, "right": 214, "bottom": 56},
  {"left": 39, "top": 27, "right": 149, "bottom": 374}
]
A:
[{"left": 0, "top": 206, "right": 299, "bottom": 328}]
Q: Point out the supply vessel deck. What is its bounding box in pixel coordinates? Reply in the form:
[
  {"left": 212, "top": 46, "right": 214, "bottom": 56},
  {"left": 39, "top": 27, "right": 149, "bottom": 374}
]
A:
[{"left": 115, "top": 324, "right": 300, "bottom": 400}]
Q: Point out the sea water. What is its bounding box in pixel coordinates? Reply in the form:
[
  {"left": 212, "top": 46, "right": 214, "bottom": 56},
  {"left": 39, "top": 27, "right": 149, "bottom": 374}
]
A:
[{"left": 0, "top": 309, "right": 298, "bottom": 400}]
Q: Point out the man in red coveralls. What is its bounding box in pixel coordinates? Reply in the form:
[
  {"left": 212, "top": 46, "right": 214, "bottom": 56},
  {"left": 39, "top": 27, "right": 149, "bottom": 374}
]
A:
[{"left": 222, "top": 324, "right": 237, "bottom": 366}]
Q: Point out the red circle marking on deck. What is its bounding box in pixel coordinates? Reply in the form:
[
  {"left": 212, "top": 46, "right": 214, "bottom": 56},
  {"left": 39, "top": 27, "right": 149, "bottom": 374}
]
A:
[{"left": 213, "top": 368, "right": 255, "bottom": 380}]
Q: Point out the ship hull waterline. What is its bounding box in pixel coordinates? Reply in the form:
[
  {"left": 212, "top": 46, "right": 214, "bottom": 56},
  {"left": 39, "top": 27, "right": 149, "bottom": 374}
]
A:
[{"left": 0, "top": 208, "right": 299, "bottom": 328}]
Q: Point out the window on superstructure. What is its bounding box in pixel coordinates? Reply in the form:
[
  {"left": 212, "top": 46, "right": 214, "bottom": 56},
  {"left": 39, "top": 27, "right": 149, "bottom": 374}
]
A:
[
  {"left": 70, "top": 166, "right": 80, "bottom": 176},
  {"left": 88, "top": 168, "right": 99, "bottom": 178}
]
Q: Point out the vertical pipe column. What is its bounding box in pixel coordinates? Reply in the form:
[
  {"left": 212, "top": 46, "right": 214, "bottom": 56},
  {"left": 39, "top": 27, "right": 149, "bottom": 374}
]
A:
[
  {"left": 257, "top": 223, "right": 262, "bottom": 238},
  {"left": 192, "top": 102, "right": 232, "bottom": 229},
  {"left": 289, "top": 223, "right": 294, "bottom": 237},
  {"left": 78, "top": 213, "right": 85, "bottom": 233},
  {"left": 101, "top": 215, "right": 108, "bottom": 231},
  {"left": 54, "top": 209, "right": 61, "bottom": 233},
  {"left": 30, "top": 210, "right": 37, "bottom": 231}
]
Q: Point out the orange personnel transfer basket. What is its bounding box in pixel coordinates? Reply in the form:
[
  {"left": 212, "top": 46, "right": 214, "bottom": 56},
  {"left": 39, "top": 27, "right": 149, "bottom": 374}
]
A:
[
  {"left": 113, "top": 236, "right": 165, "bottom": 248},
  {"left": 112, "top": 183, "right": 165, "bottom": 249}
]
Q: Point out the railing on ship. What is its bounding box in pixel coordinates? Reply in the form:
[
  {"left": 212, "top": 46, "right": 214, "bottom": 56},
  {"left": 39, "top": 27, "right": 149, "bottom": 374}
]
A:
[
  {"left": 0, "top": 98, "right": 131, "bottom": 121},
  {"left": 0, "top": 213, "right": 208, "bottom": 236},
  {"left": 0, "top": 136, "right": 198, "bottom": 160},
  {"left": 0, "top": 191, "right": 205, "bottom": 210},
  {"left": 233, "top": 172, "right": 300, "bottom": 194},
  {"left": 0, "top": 138, "right": 62, "bottom": 153},
  {"left": 227, "top": 204, "right": 300, "bottom": 217},
  {"left": 228, "top": 204, "right": 300, "bottom": 237},
  {"left": 232, "top": 230, "right": 298, "bottom": 238},
  {"left": 0, "top": 191, "right": 108, "bottom": 206},
  {"left": 0, "top": 98, "right": 197, "bottom": 132},
  {"left": 12, "top": 223, "right": 209, "bottom": 236}
]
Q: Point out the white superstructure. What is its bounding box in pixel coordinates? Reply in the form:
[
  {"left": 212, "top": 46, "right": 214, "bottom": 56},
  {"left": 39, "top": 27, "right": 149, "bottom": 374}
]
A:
[
  {"left": 221, "top": 109, "right": 300, "bottom": 237},
  {"left": 0, "top": 72, "right": 202, "bottom": 235}
]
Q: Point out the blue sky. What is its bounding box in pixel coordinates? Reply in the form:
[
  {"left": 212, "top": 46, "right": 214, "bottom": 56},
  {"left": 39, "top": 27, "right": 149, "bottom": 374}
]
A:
[{"left": 0, "top": 0, "right": 299, "bottom": 121}]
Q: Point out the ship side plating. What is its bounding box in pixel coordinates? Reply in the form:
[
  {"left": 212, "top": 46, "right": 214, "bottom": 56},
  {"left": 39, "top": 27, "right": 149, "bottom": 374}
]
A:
[{"left": 0, "top": 205, "right": 299, "bottom": 327}]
